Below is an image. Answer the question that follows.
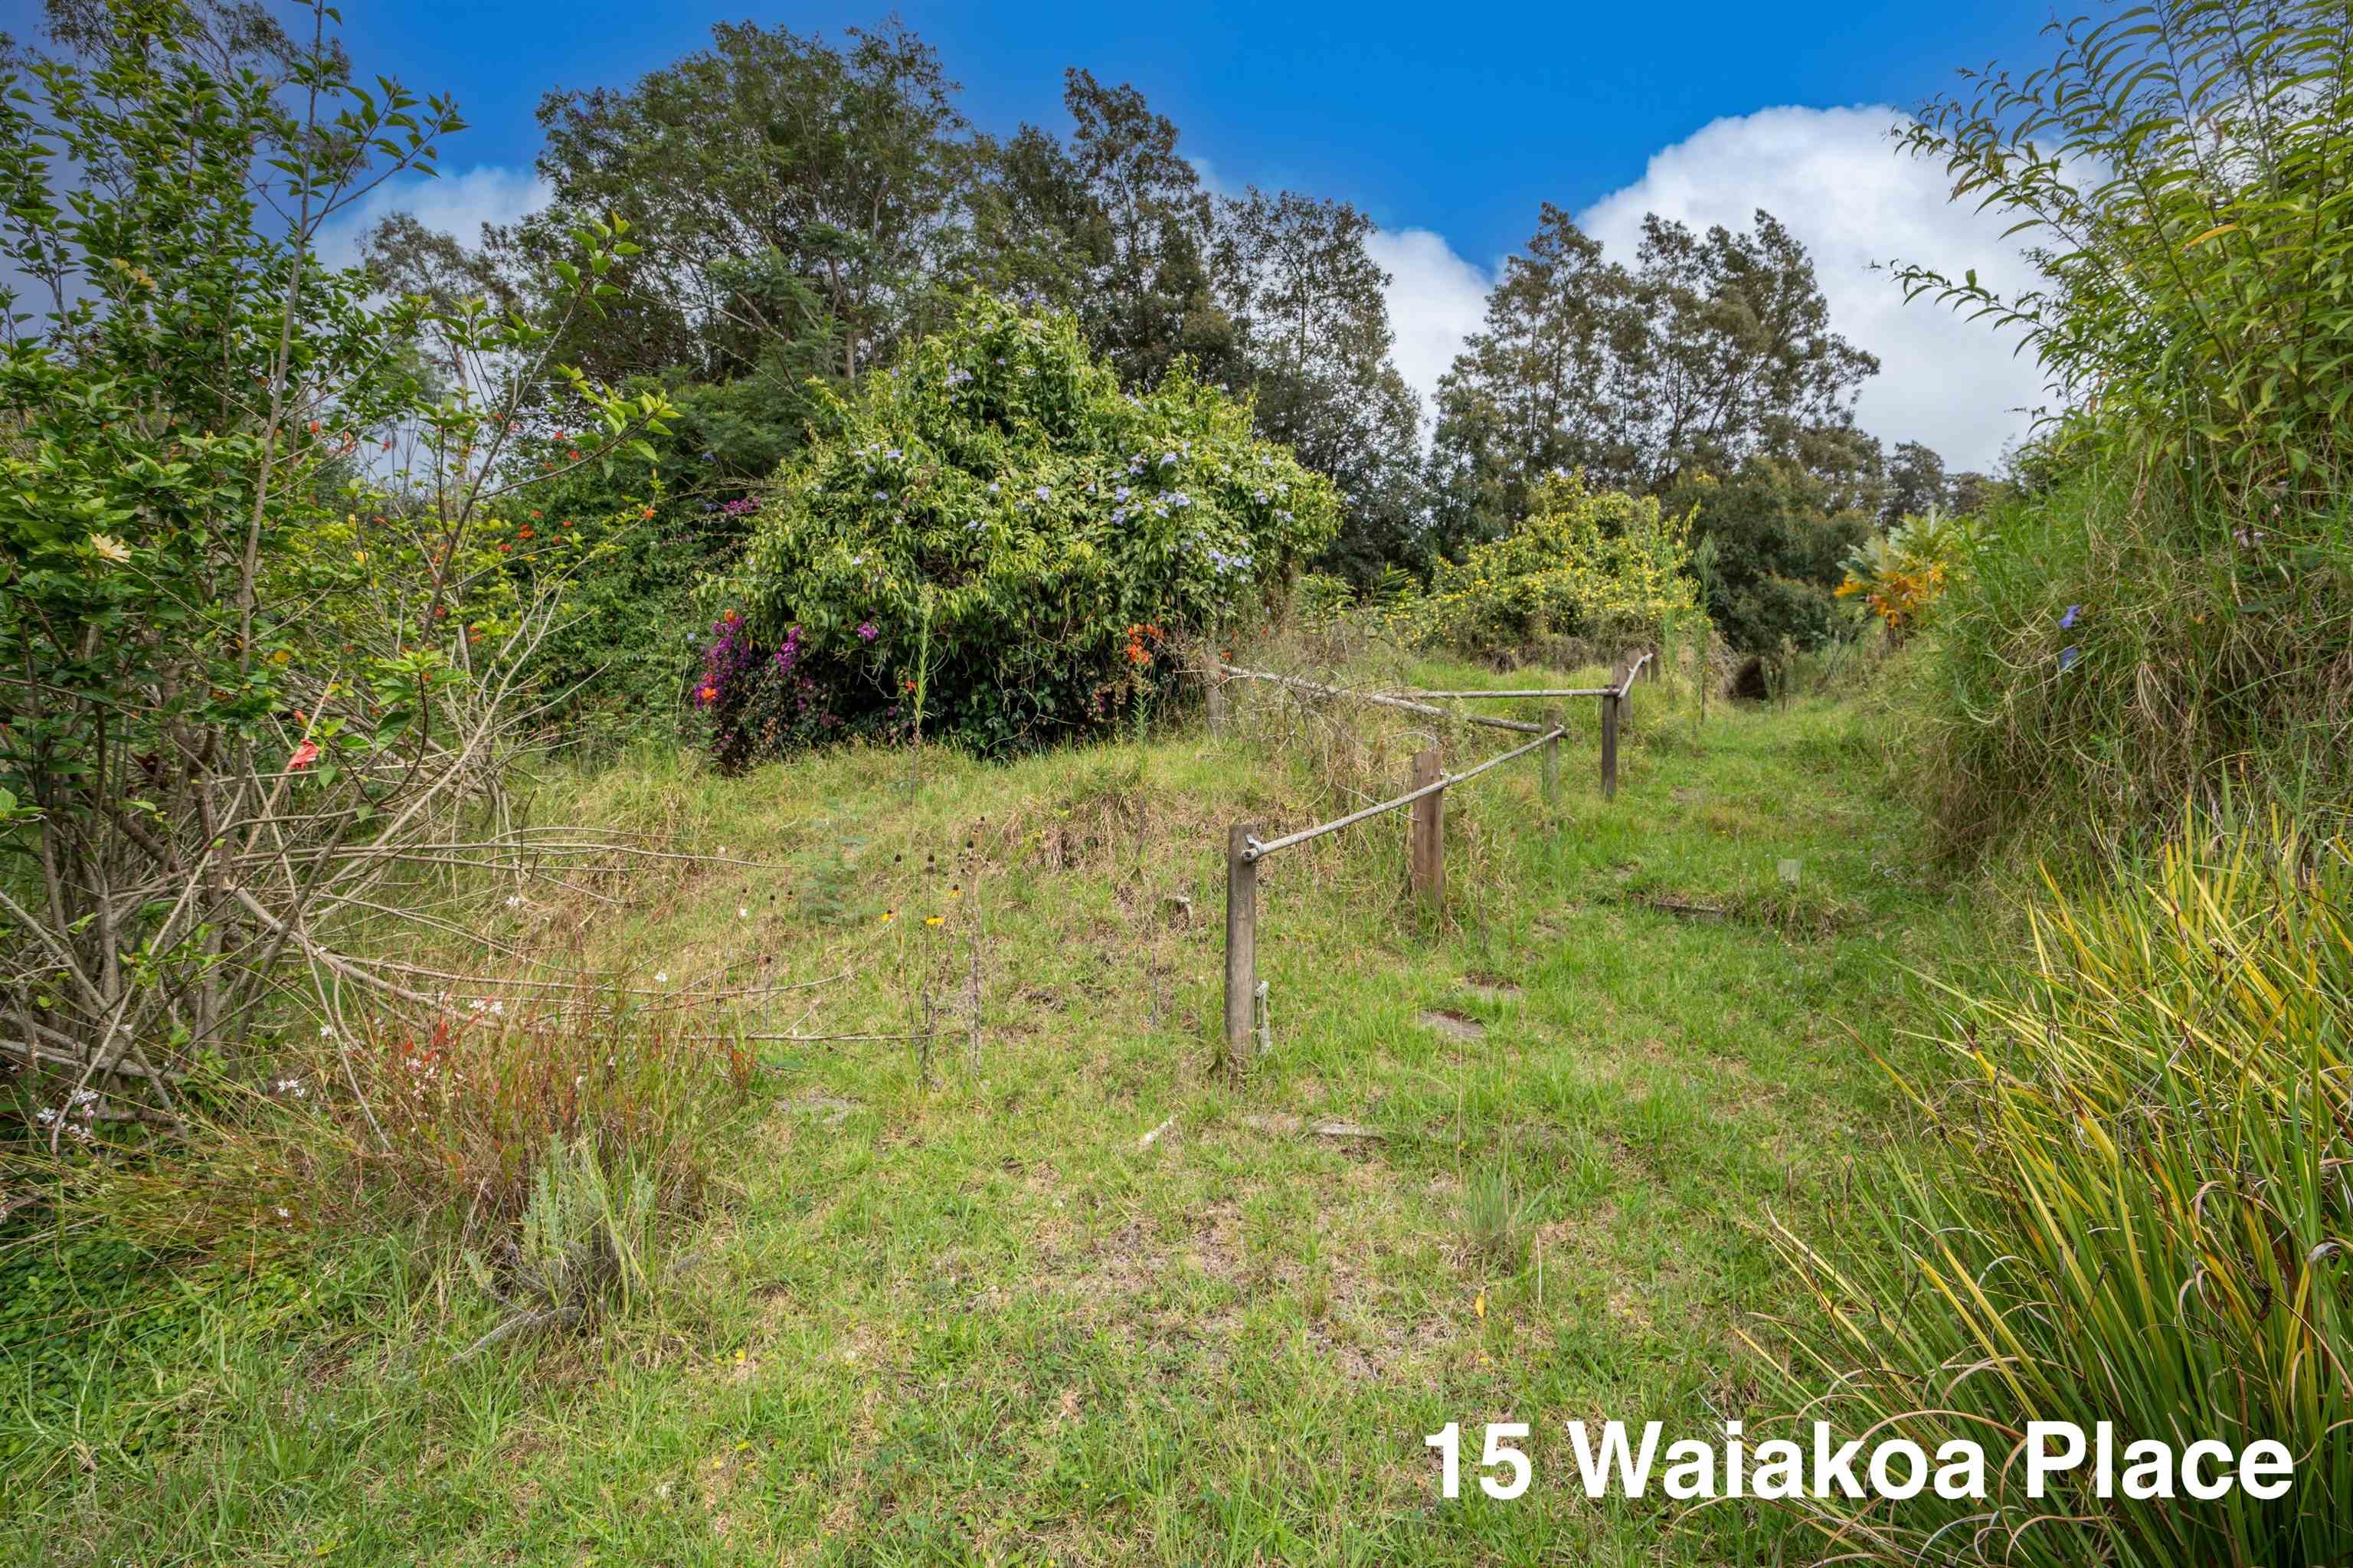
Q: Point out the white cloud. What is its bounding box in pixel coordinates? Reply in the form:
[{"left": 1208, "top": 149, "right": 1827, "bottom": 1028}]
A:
[
  {"left": 316, "top": 164, "right": 550, "bottom": 271},
  {"left": 1366, "top": 228, "right": 1493, "bottom": 434},
  {"left": 1369, "top": 106, "right": 2051, "bottom": 473},
  {"left": 1574, "top": 104, "right": 2046, "bottom": 472}
]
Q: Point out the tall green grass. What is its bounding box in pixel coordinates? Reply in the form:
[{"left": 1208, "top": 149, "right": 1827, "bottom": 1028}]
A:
[
  {"left": 1764, "top": 820, "right": 2353, "bottom": 1565},
  {"left": 1893, "top": 458, "right": 2353, "bottom": 860}
]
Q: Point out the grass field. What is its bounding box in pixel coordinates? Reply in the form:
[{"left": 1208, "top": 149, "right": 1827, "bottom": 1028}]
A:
[{"left": 4, "top": 656, "right": 1994, "bottom": 1565}]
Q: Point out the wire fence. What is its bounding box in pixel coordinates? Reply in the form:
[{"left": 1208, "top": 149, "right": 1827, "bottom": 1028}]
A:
[{"left": 1209, "top": 651, "right": 1654, "bottom": 1083}]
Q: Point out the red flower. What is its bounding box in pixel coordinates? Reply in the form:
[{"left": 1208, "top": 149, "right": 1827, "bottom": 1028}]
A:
[{"left": 289, "top": 740, "right": 321, "bottom": 771}]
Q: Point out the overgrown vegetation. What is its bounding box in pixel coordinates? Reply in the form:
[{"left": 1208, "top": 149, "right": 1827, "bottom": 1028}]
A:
[
  {"left": 1753, "top": 11, "right": 2353, "bottom": 1565},
  {"left": 8, "top": 1, "right": 2353, "bottom": 1563},
  {"left": 1401, "top": 470, "right": 1703, "bottom": 660},
  {"left": 709, "top": 296, "right": 1337, "bottom": 762},
  {"left": 1887, "top": 0, "right": 2353, "bottom": 856},
  {"left": 1767, "top": 822, "right": 2353, "bottom": 1563},
  {"left": 0, "top": 0, "right": 671, "bottom": 1127}
]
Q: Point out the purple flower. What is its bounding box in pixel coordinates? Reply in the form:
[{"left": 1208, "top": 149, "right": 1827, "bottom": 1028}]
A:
[
  {"left": 856, "top": 621, "right": 879, "bottom": 642},
  {"left": 1035, "top": 485, "right": 1052, "bottom": 503},
  {"left": 2059, "top": 646, "right": 2080, "bottom": 672},
  {"left": 2059, "top": 604, "right": 2081, "bottom": 630}
]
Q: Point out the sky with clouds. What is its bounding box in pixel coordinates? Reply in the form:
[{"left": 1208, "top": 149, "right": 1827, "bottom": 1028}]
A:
[{"left": 313, "top": 0, "right": 2062, "bottom": 473}]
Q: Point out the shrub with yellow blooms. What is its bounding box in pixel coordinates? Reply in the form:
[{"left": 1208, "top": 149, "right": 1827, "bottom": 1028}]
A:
[{"left": 1406, "top": 471, "right": 1703, "bottom": 656}]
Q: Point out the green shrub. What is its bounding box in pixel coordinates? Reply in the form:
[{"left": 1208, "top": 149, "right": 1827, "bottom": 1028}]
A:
[
  {"left": 1403, "top": 470, "right": 1703, "bottom": 658},
  {"left": 710, "top": 295, "right": 1338, "bottom": 761},
  {"left": 1766, "top": 821, "right": 2353, "bottom": 1565},
  {"left": 1664, "top": 458, "right": 1874, "bottom": 652}
]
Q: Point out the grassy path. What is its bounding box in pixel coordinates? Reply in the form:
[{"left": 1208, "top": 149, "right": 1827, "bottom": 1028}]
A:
[{"left": 7, "top": 672, "right": 1985, "bottom": 1565}]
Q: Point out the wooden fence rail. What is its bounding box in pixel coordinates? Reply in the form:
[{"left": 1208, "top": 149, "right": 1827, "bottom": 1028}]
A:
[{"left": 1212, "top": 650, "right": 1652, "bottom": 1082}]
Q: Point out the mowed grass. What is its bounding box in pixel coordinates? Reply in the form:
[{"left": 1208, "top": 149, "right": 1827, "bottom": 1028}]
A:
[{"left": 5, "top": 658, "right": 1990, "bottom": 1565}]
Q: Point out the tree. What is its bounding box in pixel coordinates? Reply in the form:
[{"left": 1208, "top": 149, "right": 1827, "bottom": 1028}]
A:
[
  {"left": 1430, "top": 205, "right": 1879, "bottom": 552},
  {"left": 523, "top": 19, "right": 974, "bottom": 385},
  {"left": 0, "top": 0, "right": 671, "bottom": 1116},
  {"left": 1219, "top": 188, "right": 1425, "bottom": 581},
  {"left": 1053, "top": 68, "right": 1245, "bottom": 395},
  {"left": 1428, "top": 204, "right": 1641, "bottom": 547},
  {"left": 1882, "top": 439, "right": 1950, "bottom": 525},
  {"left": 1664, "top": 451, "right": 1877, "bottom": 651},
  {"left": 1621, "top": 211, "right": 1879, "bottom": 491}
]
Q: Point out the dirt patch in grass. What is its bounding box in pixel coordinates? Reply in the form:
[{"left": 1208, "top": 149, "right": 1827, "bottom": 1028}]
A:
[{"left": 1418, "top": 1008, "right": 1486, "bottom": 1041}]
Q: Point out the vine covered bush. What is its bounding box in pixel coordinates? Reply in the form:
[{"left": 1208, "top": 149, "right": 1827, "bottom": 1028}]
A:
[
  {"left": 706, "top": 296, "right": 1338, "bottom": 761},
  {"left": 1403, "top": 471, "right": 1703, "bottom": 657}
]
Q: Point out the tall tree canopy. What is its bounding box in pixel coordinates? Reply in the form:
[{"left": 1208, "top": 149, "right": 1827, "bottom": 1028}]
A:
[
  {"left": 1431, "top": 205, "right": 1879, "bottom": 541},
  {"left": 363, "top": 29, "right": 1424, "bottom": 581}
]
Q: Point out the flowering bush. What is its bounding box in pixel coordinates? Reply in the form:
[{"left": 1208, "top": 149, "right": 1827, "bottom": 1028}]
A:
[
  {"left": 1835, "top": 505, "right": 1974, "bottom": 642},
  {"left": 1402, "top": 471, "right": 1703, "bottom": 656},
  {"left": 709, "top": 295, "right": 1339, "bottom": 759}
]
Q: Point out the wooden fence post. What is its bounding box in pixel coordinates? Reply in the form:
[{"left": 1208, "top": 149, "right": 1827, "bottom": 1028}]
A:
[
  {"left": 1222, "top": 822, "right": 1258, "bottom": 1084},
  {"left": 1540, "top": 706, "right": 1562, "bottom": 806},
  {"left": 1409, "top": 748, "right": 1445, "bottom": 912},
  {"left": 1599, "top": 684, "right": 1621, "bottom": 801},
  {"left": 1204, "top": 654, "right": 1227, "bottom": 736}
]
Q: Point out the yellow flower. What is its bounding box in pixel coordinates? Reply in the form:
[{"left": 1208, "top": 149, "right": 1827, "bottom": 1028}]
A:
[
  {"left": 87, "top": 533, "right": 132, "bottom": 565},
  {"left": 925, "top": 915, "right": 944, "bottom": 927},
  {"left": 880, "top": 909, "right": 895, "bottom": 923}
]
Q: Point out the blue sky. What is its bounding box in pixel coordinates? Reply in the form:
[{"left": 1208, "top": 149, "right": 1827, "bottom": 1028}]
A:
[
  {"left": 339, "top": 1, "right": 2050, "bottom": 272},
  {"left": 313, "top": 0, "right": 2064, "bottom": 469}
]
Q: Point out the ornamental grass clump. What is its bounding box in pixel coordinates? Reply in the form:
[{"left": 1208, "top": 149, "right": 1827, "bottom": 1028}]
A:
[
  {"left": 708, "top": 295, "right": 1338, "bottom": 763},
  {"left": 1761, "top": 820, "right": 2353, "bottom": 1566}
]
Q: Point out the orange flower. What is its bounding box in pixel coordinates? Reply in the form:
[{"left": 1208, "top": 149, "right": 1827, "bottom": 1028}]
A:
[{"left": 288, "top": 740, "right": 321, "bottom": 771}]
